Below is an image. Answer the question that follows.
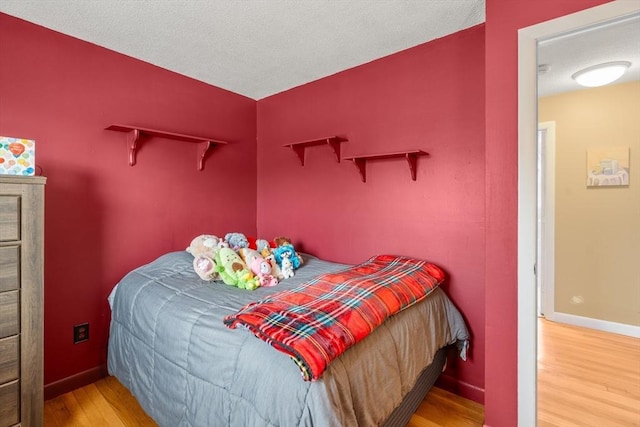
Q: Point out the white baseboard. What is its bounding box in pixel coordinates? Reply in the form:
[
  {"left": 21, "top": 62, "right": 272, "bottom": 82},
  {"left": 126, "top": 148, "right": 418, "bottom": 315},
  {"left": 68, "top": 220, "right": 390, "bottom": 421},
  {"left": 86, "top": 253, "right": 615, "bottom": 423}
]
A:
[{"left": 551, "top": 312, "right": 640, "bottom": 338}]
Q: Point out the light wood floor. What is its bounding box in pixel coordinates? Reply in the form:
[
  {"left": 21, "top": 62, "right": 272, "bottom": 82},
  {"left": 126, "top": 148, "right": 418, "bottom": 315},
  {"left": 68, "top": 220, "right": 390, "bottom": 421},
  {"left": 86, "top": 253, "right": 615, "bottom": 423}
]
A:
[
  {"left": 44, "top": 319, "right": 640, "bottom": 426},
  {"left": 537, "top": 318, "right": 640, "bottom": 427},
  {"left": 407, "top": 387, "right": 484, "bottom": 427},
  {"left": 44, "top": 377, "right": 484, "bottom": 426}
]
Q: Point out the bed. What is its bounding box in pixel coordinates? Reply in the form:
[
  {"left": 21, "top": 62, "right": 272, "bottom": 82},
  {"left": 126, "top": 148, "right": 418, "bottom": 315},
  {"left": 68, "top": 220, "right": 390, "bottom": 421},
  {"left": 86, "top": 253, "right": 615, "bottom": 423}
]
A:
[{"left": 107, "top": 251, "right": 469, "bottom": 427}]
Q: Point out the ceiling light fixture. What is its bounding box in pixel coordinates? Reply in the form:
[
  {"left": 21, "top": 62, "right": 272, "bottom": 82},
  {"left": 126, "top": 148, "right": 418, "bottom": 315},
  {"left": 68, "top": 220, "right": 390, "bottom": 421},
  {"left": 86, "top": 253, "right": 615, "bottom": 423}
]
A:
[{"left": 571, "top": 61, "right": 631, "bottom": 87}]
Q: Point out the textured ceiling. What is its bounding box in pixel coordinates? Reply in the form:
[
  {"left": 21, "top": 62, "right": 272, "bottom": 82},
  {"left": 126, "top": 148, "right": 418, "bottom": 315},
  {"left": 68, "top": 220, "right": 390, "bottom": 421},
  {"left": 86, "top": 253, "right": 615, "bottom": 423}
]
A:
[
  {"left": 0, "top": 0, "right": 485, "bottom": 99},
  {"left": 538, "top": 12, "right": 640, "bottom": 98},
  {"left": 1, "top": 1, "right": 637, "bottom": 100}
]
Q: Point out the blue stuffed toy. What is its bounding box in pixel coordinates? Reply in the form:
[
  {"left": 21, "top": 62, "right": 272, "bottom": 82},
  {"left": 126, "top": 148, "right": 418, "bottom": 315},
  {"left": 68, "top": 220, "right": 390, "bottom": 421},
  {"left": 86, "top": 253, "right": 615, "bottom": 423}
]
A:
[
  {"left": 225, "top": 232, "right": 249, "bottom": 251},
  {"left": 272, "top": 243, "right": 302, "bottom": 269}
]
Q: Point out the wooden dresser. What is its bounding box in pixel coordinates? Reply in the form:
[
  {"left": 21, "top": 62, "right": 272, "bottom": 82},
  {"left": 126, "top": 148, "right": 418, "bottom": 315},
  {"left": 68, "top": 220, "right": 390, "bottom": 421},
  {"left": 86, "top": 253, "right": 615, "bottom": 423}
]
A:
[{"left": 0, "top": 176, "right": 45, "bottom": 427}]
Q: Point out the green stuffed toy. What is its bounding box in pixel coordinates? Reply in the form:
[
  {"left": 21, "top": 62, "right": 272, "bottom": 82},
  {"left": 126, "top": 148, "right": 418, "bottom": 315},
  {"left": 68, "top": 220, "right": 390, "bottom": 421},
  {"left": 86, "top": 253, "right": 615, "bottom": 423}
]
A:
[{"left": 215, "top": 247, "right": 259, "bottom": 290}]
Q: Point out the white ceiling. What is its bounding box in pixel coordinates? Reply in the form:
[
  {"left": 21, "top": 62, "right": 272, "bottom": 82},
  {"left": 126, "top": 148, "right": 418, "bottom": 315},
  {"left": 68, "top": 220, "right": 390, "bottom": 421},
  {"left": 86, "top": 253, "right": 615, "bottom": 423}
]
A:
[
  {"left": 537, "top": 13, "right": 640, "bottom": 98},
  {"left": 0, "top": 0, "right": 485, "bottom": 100},
  {"left": 0, "top": 1, "right": 637, "bottom": 100}
]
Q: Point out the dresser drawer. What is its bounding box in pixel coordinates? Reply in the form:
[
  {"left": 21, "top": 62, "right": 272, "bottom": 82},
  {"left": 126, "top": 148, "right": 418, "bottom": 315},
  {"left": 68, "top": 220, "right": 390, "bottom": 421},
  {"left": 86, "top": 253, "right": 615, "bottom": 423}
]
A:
[
  {"left": 0, "top": 335, "right": 19, "bottom": 384},
  {"left": 0, "top": 246, "right": 19, "bottom": 292},
  {"left": 0, "top": 196, "right": 20, "bottom": 242},
  {"left": 0, "top": 291, "right": 19, "bottom": 339},
  {"left": 0, "top": 379, "right": 19, "bottom": 427}
]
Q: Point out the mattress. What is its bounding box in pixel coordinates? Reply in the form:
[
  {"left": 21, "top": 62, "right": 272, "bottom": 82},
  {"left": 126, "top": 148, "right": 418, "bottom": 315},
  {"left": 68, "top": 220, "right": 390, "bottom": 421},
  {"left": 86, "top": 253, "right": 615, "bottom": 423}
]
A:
[{"left": 107, "top": 251, "right": 469, "bottom": 426}]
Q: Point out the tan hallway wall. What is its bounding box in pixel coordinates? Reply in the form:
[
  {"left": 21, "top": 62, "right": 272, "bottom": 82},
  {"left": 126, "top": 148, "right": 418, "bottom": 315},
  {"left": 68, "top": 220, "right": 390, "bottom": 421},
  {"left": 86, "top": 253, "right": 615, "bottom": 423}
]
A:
[{"left": 539, "top": 80, "right": 640, "bottom": 326}]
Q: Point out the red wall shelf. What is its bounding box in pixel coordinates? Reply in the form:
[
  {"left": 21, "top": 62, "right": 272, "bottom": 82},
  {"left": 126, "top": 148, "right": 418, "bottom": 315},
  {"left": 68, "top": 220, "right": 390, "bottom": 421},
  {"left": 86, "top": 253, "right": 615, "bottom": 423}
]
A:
[
  {"left": 283, "top": 136, "right": 347, "bottom": 166},
  {"left": 105, "top": 124, "right": 228, "bottom": 171},
  {"left": 343, "top": 150, "right": 428, "bottom": 183}
]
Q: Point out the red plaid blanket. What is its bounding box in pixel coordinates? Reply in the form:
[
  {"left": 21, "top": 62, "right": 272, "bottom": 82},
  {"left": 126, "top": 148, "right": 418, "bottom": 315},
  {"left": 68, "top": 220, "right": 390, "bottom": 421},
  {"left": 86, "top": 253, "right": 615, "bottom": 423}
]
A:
[{"left": 223, "top": 254, "right": 445, "bottom": 381}]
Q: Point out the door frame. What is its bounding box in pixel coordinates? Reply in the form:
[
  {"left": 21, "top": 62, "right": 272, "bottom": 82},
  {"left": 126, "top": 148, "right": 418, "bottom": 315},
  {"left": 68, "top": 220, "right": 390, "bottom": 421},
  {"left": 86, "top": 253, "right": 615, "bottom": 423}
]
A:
[
  {"left": 537, "top": 121, "right": 555, "bottom": 320},
  {"left": 517, "top": 1, "right": 640, "bottom": 425}
]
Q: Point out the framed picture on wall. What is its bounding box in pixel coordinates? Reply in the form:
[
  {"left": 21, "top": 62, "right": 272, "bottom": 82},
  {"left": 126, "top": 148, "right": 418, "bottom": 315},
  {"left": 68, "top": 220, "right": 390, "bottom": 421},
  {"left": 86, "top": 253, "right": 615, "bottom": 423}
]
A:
[{"left": 587, "top": 146, "right": 630, "bottom": 187}]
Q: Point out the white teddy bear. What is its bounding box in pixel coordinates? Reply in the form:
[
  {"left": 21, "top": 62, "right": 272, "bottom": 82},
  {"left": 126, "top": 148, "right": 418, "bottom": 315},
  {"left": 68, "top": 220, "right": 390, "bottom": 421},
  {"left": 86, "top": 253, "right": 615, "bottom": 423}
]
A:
[{"left": 280, "top": 252, "right": 294, "bottom": 279}]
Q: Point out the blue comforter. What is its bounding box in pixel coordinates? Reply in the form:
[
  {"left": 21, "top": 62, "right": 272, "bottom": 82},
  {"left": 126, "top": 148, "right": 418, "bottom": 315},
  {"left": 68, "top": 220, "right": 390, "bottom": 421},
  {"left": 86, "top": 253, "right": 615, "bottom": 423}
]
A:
[{"left": 107, "top": 251, "right": 469, "bottom": 426}]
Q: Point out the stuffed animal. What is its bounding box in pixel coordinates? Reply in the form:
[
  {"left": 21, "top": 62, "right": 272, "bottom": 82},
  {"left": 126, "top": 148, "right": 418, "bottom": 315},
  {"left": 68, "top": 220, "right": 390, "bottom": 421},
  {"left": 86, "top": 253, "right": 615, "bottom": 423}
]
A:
[
  {"left": 192, "top": 255, "right": 217, "bottom": 281},
  {"left": 273, "top": 236, "right": 289, "bottom": 246},
  {"left": 215, "top": 247, "right": 259, "bottom": 290},
  {"left": 272, "top": 244, "right": 303, "bottom": 270},
  {"left": 265, "top": 254, "right": 283, "bottom": 280},
  {"left": 280, "top": 252, "right": 294, "bottom": 279},
  {"left": 256, "top": 239, "right": 272, "bottom": 258},
  {"left": 225, "top": 232, "right": 249, "bottom": 251},
  {"left": 186, "top": 234, "right": 222, "bottom": 281},
  {"left": 273, "top": 236, "right": 304, "bottom": 268},
  {"left": 250, "top": 256, "right": 279, "bottom": 287},
  {"left": 260, "top": 246, "right": 271, "bottom": 259},
  {"left": 186, "top": 234, "right": 221, "bottom": 258},
  {"left": 240, "top": 273, "right": 260, "bottom": 291},
  {"left": 238, "top": 248, "right": 262, "bottom": 268}
]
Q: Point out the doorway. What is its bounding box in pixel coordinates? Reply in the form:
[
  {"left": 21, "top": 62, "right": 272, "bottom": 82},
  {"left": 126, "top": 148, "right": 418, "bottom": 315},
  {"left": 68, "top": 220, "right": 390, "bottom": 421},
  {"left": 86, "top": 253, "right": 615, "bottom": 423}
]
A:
[{"left": 517, "top": 2, "right": 640, "bottom": 425}]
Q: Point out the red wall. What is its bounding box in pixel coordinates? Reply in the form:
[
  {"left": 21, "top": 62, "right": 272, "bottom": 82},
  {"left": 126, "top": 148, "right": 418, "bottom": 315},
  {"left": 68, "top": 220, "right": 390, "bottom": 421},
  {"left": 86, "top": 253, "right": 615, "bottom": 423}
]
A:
[
  {"left": 483, "top": 1, "right": 611, "bottom": 425},
  {"left": 0, "top": 14, "right": 257, "bottom": 389},
  {"left": 257, "top": 25, "right": 486, "bottom": 401},
  {"left": 2, "top": 1, "right": 616, "bottom": 417}
]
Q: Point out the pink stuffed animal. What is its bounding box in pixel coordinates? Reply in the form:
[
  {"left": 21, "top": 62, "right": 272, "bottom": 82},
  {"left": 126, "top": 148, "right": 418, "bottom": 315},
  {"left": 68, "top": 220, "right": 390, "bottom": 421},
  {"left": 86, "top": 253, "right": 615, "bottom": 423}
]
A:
[{"left": 250, "top": 256, "right": 279, "bottom": 287}]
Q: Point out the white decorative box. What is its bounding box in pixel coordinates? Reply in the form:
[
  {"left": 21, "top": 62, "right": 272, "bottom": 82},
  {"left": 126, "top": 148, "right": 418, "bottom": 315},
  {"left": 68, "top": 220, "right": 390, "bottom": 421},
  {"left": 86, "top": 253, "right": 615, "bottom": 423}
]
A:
[{"left": 0, "top": 136, "right": 36, "bottom": 176}]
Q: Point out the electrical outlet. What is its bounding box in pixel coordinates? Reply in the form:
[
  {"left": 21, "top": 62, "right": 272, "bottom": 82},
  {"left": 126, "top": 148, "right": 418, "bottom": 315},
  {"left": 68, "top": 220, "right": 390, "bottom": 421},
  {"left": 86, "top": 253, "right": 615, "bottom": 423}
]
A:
[{"left": 73, "top": 323, "right": 89, "bottom": 344}]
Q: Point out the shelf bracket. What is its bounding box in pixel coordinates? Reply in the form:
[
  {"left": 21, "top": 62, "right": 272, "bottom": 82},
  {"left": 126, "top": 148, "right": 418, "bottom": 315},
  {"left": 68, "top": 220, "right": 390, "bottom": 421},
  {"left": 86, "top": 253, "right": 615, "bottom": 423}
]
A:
[
  {"left": 406, "top": 153, "right": 418, "bottom": 181},
  {"left": 352, "top": 158, "right": 367, "bottom": 183},
  {"left": 198, "top": 141, "right": 213, "bottom": 171},
  {"left": 291, "top": 145, "right": 306, "bottom": 166},
  {"left": 327, "top": 138, "right": 342, "bottom": 163},
  {"left": 127, "top": 129, "right": 140, "bottom": 166}
]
